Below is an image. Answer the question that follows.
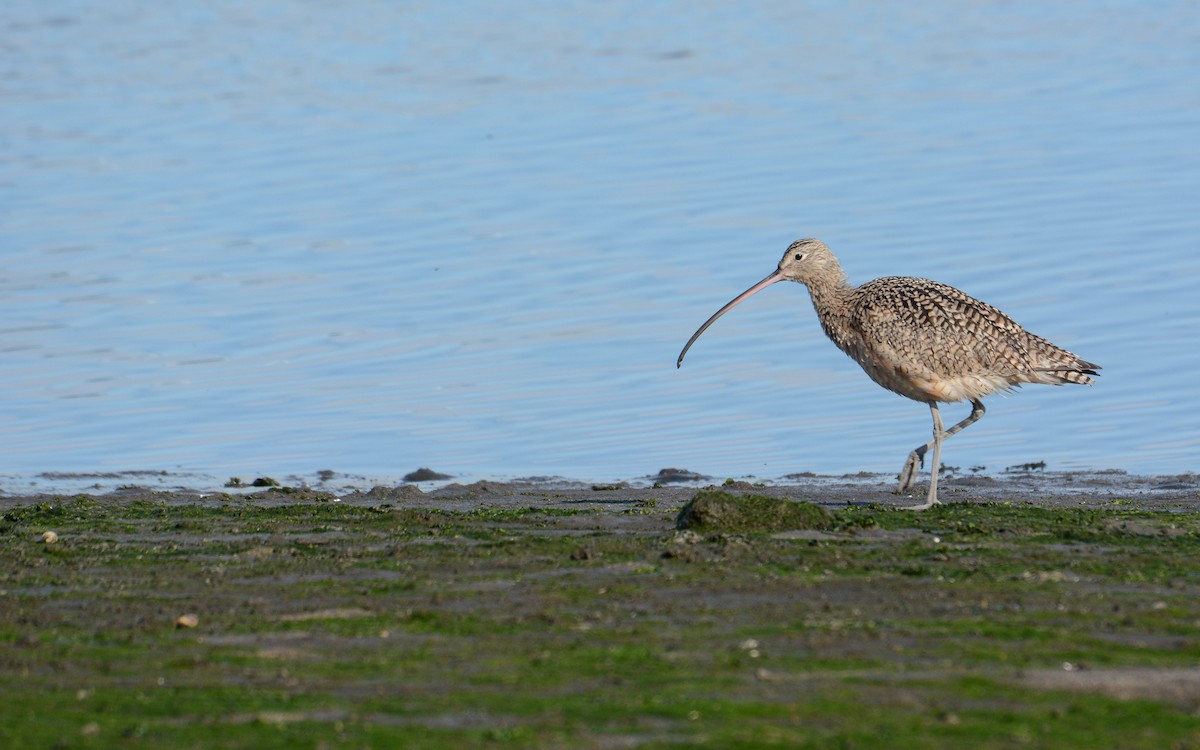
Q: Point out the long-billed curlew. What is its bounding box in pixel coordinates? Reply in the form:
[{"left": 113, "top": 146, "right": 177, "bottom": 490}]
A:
[{"left": 677, "top": 238, "right": 1099, "bottom": 510}]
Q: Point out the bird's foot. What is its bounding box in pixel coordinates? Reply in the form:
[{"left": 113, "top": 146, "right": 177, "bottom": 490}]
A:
[
  {"left": 896, "top": 449, "right": 925, "bottom": 494},
  {"left": 899, "top": 496, "right": 941, "bottom": 511}
]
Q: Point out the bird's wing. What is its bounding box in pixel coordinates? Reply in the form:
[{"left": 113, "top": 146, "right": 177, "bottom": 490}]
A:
[{"left": 850, "top": 277, "right": 1035, "bottom": 375}]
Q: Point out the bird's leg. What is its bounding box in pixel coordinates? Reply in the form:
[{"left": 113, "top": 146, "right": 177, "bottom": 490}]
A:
[
  {"left": 896, "top": 447, "right": 926, "bottom": 495},
  {"left": 896, "top": 399, "right": 986, "bottom": 493},
  {"left": 904, "top": 403, "right": 944, "bottom": 510}
]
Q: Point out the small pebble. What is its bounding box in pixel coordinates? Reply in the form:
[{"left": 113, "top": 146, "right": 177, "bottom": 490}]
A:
[{"left": 41, "top": 531, "right": 58, "bottom": 544}]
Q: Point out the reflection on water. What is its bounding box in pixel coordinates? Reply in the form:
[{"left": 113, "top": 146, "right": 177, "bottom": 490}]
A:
[{"left": 2, "top": 1, "right": 1198, "bottom": 486}]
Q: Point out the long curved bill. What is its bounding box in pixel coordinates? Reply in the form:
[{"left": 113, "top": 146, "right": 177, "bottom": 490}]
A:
[{"left": 677, "top": 269, "right": 785, "bottom": 368}]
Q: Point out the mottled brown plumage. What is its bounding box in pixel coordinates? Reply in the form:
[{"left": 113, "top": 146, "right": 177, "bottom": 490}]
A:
[{"left": 677, "top": 238, "right": 1099, "bottom": 509}]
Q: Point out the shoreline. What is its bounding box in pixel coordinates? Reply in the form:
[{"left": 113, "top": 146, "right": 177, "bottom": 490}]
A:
[{"left": 2, "top": 467, "right": 1196, "bottom": 512}]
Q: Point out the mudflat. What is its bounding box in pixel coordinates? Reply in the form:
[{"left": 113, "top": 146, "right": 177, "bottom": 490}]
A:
[{"left": 3, "top": 470, "right": 1199, "bottom": 748}]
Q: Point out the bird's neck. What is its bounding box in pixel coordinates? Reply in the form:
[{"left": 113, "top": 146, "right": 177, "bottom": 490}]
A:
[{"left": 803, "top": 270, "right": 854, "bottom": 350}]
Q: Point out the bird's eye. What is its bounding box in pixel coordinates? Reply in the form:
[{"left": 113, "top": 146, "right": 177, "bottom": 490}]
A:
[{"left": 794, "top": 253, "right": 805, "bottom": 261}]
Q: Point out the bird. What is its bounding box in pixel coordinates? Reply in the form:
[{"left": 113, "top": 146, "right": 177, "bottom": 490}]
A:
[{"left": 677, "top": 238, "right": 1099, "bottom": 510}]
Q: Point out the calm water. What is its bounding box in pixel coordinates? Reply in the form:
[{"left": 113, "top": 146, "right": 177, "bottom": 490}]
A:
[{"left": 3, "top": 1, "right": 1198, "bottom": 489}]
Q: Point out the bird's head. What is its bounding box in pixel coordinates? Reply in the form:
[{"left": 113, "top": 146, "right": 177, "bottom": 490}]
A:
[
  {"left": 676, "top": 237, "right": 838, "bottom": 368},
  {"left": 775, "top": 238, "right": 836, "bottom": 285}
]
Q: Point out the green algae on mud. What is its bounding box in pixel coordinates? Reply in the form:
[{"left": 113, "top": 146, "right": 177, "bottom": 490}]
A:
[
  {"left": 676, "top": 490, "right": 833, "bottom": 532},
  {"left": 2, "top": 481, "right": 1200, "bottom": 748}
]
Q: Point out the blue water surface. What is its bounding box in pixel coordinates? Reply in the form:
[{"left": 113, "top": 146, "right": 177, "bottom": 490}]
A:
[{"left": 2, "top": 1, "right": 1198, "bottom": 488}]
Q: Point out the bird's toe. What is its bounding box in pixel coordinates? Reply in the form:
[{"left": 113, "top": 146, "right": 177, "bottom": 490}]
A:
[{"left": 901, "top": 497, "right": 940, "bottom": 511}]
